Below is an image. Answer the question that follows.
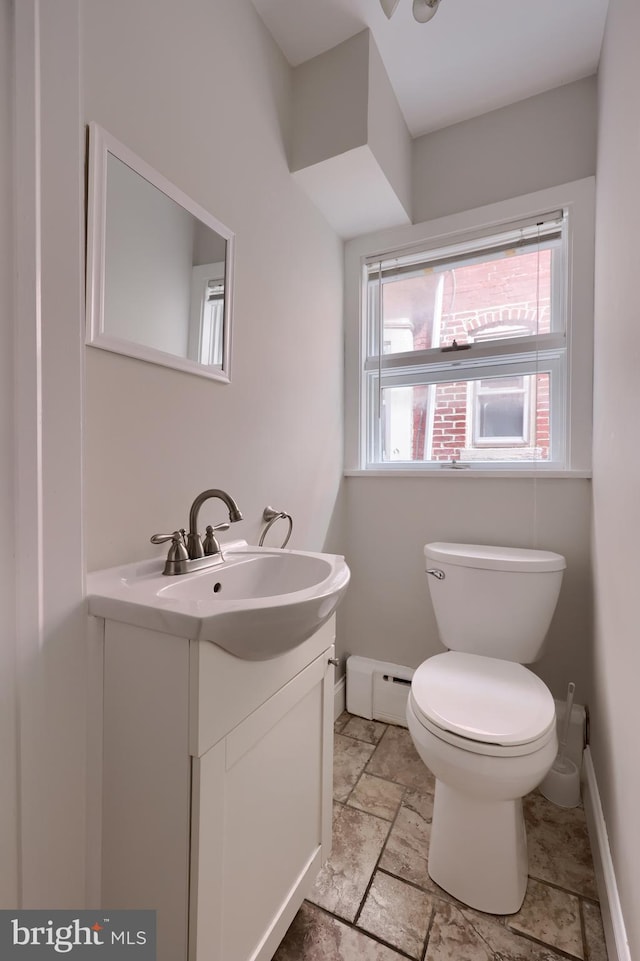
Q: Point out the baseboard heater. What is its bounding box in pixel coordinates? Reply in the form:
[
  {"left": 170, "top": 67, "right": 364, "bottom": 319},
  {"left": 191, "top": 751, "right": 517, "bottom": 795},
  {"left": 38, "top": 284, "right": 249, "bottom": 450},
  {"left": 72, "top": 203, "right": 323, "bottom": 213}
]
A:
[{"left": 346, "top": 656, "right": 415, "bottom": 727}]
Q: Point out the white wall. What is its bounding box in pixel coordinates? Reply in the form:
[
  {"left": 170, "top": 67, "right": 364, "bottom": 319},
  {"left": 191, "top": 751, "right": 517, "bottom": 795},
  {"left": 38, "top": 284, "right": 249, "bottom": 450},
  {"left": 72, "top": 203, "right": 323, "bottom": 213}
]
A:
[
  {"left": 412, "top": 76, "right": 597, "bottom": 224},
  {"left": 291, "top": 30, "right": 370, "bottom": 173},
  {"left": 342, "top": 478, "right": 592, "bottom": 699},
  {"left": 592, "top": 0, "right": 640, "bottom": 954},
  {"left": 82, "top": 0, "right": 345, "bottom": 572},
  {"left": 0, "top": 0, "right": 18, "bottom": 908},
  {"left": 366, "top": 34, "right": 412, "bottom": 221}
]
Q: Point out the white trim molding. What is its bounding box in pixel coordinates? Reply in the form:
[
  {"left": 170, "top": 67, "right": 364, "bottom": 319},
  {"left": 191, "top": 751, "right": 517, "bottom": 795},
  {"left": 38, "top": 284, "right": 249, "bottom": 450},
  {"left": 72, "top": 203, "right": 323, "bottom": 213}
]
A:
[
  {"left": 334, "top": 674, "right": 346, "bottom": 722},
  {"left": 582, "top": 747, "right": 632, "bottom": 961},
  {"left": 14, "top": 0, "right": 86, "bottom": 907}
]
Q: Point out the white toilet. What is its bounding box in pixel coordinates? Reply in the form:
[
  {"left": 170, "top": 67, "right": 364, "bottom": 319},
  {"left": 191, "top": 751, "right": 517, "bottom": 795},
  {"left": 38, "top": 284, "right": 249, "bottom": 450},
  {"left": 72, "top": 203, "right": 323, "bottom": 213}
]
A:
[{"left": 406, "top": 541, "right": 566, "bottom": 915}]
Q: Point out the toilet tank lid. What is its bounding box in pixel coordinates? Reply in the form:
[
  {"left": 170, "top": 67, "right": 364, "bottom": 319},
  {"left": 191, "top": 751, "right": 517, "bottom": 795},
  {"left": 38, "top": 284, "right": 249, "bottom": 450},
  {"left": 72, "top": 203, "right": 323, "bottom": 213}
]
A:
[{"left": 424, "top": 542, "right": 566, "bottom": 573}]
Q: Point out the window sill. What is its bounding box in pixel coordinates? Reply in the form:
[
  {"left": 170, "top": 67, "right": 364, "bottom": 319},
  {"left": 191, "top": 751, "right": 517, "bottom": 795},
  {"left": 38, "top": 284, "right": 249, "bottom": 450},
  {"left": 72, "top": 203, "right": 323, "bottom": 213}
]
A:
[{"left": 344, "top": 469, "right": 592, "bottom": 479}]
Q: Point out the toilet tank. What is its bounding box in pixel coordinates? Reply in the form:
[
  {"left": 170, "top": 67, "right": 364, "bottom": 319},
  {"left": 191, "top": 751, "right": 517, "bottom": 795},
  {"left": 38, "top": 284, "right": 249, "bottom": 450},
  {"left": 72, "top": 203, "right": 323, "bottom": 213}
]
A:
[{"left": 424, "top": 542, "right": 566, "bottom": 663}]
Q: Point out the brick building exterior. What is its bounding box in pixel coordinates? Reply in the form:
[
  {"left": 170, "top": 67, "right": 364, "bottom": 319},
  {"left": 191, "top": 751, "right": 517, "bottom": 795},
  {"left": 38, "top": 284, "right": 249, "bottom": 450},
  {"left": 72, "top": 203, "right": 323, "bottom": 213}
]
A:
[{"left": 382, "top": 249, "right": 551, "bottom": 463}]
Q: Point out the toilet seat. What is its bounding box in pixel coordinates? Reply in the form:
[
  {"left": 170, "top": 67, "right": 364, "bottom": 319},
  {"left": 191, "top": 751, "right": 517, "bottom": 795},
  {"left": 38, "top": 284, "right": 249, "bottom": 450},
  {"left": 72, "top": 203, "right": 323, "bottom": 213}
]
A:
[{"left": 410, "top": 651, "right": 556, "bottom": 758}]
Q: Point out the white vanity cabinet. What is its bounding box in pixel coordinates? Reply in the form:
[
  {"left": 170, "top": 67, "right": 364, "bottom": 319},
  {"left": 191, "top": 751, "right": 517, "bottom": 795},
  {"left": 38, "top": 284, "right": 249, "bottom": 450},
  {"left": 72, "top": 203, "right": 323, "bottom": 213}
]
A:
[{"left": 97, "top": 616, "right": 336, "bottom": 961}]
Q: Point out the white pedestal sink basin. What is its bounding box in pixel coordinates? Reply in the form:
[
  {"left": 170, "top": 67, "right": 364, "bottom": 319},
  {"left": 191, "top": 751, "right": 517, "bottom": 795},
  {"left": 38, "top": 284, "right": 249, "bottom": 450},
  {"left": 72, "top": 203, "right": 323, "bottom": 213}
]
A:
[{"left": 87, "top": 540, "right": 350, "bottom": 659}]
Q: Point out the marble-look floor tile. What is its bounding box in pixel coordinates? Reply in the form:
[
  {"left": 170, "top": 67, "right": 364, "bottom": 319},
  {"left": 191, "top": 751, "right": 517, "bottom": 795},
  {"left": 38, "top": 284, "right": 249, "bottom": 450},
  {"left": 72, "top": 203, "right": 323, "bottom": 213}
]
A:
[
  {"left": 582, "top": 900, "right": 608, "bottom": 961},
  {"left": 334, "top": 733, "right": 376, "bottom": 802},
  {"left": 402, "top": 788, "right": 435, "bottom": 820},
  {"left": 426, "top": 899, "right": 570, "bottom": 961},
  {"left": 379, "top": 791, "right": 433, "bottom": 888},
  {"left": 335, "top": 711, "right": 351, "bottom": 734},
  {"left": 366, "top": 725, "right": 436, "bottom": 794},
  {"left": 347, "top": 773, "right": 405, "bottom": 821},
  {"left": 342, "top": 715, "right": 388, "bottom": 744},
  {"left": 308, "top": 803, "right": 390, "bottom": 922},
  {"left": 357, "top": 871, "right": 433, "bottom": 960},
  {"left": 524, "top": 792, "right": 598, "bottom": 899},
  {"left": 425, "top": 901, "right": 493, "bottom": 961},
  {"left": 508, "top": 879, "right": 583, "bottom": 959},
  {"left": 273, "top": 902, "right": 408, "bottom": 961}
]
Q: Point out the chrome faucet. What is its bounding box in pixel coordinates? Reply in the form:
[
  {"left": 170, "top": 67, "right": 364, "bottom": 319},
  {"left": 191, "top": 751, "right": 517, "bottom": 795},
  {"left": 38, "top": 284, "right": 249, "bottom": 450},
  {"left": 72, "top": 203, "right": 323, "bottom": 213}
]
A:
[{"left": 150, "top": 488, "right": 243, "bottom": 575}]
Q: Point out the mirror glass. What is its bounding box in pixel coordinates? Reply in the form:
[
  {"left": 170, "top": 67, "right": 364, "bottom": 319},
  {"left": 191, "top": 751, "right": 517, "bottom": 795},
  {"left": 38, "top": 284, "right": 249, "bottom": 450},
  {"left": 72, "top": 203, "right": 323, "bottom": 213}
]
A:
[{"left": 86, "top": 123, "right": 234, "bottom": 382}]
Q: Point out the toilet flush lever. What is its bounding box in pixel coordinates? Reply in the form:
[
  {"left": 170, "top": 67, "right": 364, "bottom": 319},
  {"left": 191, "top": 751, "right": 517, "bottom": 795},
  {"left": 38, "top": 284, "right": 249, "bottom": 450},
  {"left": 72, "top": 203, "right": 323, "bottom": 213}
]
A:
[{"left": 427, "top": 568, "right": 446, "bottom": 580}]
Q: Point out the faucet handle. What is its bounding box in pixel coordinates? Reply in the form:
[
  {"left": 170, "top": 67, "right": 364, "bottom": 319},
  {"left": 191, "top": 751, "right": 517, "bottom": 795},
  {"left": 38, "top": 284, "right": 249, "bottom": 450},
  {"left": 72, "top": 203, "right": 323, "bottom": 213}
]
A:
[
  {"left": 150, "top": 531, "right": 189, "bottom": 563},
  {"left": 151, "top": 530, "right": 183, "bottom": 545},
  {"left": 202, "top": 523, "right": 229, "bottom": 556}
]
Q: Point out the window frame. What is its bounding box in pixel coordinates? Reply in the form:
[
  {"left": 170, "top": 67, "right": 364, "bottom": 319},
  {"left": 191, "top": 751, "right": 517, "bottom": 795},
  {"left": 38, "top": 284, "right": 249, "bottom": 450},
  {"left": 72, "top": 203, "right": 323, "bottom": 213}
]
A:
[
  {"left": 344, "top": 179, "right": 595, "bottom": 476},
  {"left": 471, "top": 377, "right": 532, "bottom": 448}
]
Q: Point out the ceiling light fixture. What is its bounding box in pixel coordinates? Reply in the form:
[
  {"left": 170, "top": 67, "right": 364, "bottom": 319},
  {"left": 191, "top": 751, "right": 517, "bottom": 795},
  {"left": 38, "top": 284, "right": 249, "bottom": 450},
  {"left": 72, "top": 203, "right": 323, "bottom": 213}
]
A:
[
  {"left": 380, "top": 0, "right": 442, "bottom": 23},
  {"left": 412, "top": 0, "right": 441, "bottom": 23}
]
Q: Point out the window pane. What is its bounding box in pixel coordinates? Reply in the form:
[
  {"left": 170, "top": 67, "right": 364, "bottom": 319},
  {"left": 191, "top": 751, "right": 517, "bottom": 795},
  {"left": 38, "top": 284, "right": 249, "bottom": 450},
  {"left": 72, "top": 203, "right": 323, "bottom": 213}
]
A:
[
  {"left": 478, "top": 390, "right": 525, "bottom": 440},
  {"left": 379, "top": 372, "right": 550, "bottom": 464},
  {"left": 373, "top": 246, "right": 552, "bottom": 356},
  {"left": 380, "top": 272, "right": 441, "bottom": 353},
  {"left": 475, "top": 376, "right": 526, "bottom": 443}
]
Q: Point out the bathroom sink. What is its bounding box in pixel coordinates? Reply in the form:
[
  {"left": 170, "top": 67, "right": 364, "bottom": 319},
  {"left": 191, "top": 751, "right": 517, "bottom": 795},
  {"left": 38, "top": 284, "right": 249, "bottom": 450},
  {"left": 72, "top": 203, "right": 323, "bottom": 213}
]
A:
[
  {"left": 86, "top": 541, "right": 350, "bottom": 660},
  {"left": 159, "top": 551, "right": 336, "bottom": 601}
]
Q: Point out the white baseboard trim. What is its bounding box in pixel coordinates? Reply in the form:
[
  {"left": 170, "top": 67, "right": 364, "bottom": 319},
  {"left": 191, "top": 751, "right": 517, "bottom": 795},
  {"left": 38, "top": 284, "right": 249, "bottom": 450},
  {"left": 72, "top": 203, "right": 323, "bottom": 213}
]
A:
[
  {"left": 582, "top": 747, "right": 631, "bottom": 961},
  {"left": 334, "top": 675, "right": 346, "bottom": 722}
]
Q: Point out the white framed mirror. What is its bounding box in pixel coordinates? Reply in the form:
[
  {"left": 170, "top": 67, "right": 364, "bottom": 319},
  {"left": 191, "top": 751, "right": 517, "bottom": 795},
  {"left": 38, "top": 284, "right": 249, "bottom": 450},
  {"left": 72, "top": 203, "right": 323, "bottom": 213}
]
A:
[{"left": 86, "top": 122, "right": 234, "bottom": 382}]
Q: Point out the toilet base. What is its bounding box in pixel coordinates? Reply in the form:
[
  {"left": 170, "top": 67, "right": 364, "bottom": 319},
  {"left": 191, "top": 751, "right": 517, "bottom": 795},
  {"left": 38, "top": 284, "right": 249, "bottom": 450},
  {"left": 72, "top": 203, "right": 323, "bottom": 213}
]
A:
[{"left": 428, "top": 780, "right": 528, "bottom": 914}]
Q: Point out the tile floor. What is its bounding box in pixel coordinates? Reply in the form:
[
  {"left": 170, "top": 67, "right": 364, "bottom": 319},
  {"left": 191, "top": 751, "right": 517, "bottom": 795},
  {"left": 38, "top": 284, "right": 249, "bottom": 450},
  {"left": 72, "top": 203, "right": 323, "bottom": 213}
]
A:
[{"left": 273, "top": 713, "right": 608, "bottom": 961}]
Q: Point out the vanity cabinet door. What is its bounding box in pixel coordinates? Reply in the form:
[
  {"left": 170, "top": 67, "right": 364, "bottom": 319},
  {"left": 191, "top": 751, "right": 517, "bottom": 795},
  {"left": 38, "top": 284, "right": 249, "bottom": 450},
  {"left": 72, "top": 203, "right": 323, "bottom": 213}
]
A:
[{"left": 189, "top": 646, "right": 334, "bottom": 961}]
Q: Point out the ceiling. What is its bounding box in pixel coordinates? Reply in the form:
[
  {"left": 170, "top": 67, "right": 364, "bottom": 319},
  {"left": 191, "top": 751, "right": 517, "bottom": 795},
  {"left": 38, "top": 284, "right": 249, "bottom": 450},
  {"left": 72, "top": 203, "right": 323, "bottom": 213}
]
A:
[{"left": 250, "top": 0, "right": 609, "bottom": 138}]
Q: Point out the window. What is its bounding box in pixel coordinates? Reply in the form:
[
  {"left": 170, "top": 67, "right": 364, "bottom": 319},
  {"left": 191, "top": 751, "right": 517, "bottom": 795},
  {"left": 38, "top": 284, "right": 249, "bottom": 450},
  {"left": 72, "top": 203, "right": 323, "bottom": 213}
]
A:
[
  {"left": 361, "top": 212, "right": 568, "bottom": 470},
  {"left": 189, "top": 263, "right": 226, "bottom": 367},
  {"left": 473, "top": 376, "right": 531, "bottom": 445}
]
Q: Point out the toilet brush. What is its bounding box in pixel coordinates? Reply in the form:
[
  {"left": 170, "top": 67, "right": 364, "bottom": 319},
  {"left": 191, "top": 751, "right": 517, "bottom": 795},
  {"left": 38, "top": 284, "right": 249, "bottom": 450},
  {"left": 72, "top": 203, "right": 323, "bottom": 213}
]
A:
[
  {"left": 555, "top": 681, "right": 575, "bottom": 772},
  {"left": 540, "top": 681, "right": 581, "bottom": 807}
]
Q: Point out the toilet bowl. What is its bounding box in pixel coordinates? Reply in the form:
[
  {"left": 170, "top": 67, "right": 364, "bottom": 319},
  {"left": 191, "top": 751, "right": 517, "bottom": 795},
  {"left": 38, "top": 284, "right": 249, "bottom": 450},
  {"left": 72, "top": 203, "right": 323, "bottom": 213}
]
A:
[
  {"left": 407, "top": 650, "right": 557, "bottom": 913},
  {"left": 408, "top": 543, "right": 566, "bottom": 914}
]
